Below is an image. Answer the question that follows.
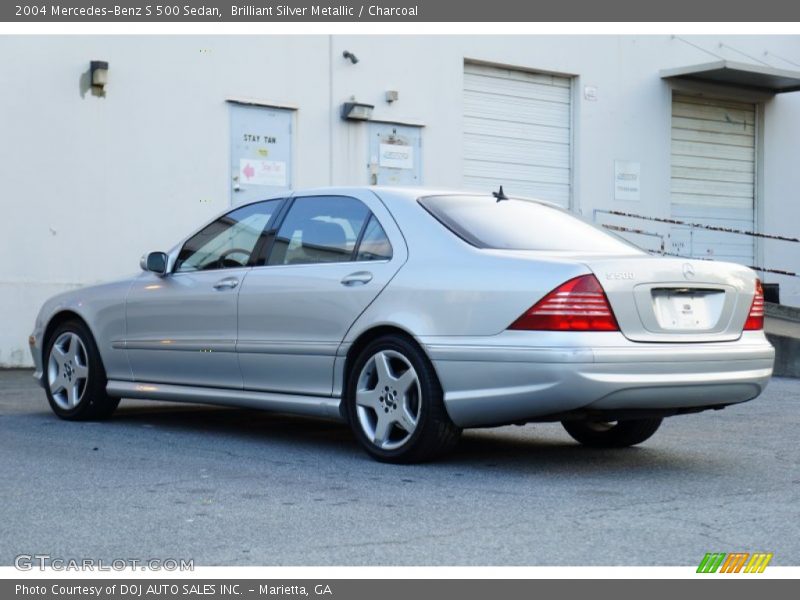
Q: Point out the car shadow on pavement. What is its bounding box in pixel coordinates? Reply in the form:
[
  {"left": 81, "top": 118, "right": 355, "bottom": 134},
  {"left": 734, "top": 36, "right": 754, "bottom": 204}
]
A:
[
  {"left": 112, "top": 402, "right": 355, "bottom": 447},
  {"left": 102, "top": 402, "right": 706, "bottom": 476},
  {"left": 440, "top": 429, "right": 703, "bottom": 475}
]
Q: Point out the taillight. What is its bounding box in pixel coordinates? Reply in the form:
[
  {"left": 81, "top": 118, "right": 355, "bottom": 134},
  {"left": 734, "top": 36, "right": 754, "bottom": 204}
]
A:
[
  {"left": 743, "top": 279, "right": 765, "bottom": 331},
  {"left": 509, "top": 274, "right": 619, "bottom": 331}
]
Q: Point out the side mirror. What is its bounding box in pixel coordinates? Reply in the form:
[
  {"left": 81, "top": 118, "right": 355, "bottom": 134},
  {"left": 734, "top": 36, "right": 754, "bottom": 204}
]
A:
[{"left": 141, "top": 251, "right": 169, "bottom": 276}]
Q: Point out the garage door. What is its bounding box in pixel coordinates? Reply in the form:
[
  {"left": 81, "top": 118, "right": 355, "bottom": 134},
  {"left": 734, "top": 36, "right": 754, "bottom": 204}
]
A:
[
  {"left": 463, "top": 63, "right": 572, "bottom": 207},
  {"left": 670, "top": 93, "right": 756, "bottom": 266}
]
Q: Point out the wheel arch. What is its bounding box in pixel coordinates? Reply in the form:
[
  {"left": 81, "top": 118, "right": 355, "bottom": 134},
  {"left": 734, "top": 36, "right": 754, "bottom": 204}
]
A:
[
  {"left": 43, "top": 310, "right": 98, "bottom": 355},
  {"left": 338, "top": 323, "right": 462, "bottom": 461},
  {"left": 339, "top": 324, "right": 440, "bottom": 420},
  {"left": 41, "top": 308, "right": 120, "bottom": 420}
]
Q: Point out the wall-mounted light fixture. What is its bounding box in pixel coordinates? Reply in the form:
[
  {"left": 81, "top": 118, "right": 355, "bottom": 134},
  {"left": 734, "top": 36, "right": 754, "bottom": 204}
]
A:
[
  {"left": 385, "top": 90, "right": 399, "bottom": 104},
  {"left": 341, "top": 101, "right": 374, "bottom": 121},
  {"left": 342, "top": 50, "right": 359, "bottom": 64},
  {"left": 90, "top": 60, "right": 109, "bottom": 89}
]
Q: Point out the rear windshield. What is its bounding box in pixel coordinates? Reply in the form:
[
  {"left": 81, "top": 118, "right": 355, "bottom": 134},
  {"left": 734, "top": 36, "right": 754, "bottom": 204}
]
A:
[{"left": 419, "top": 195, "right": 640, "bottom": 254}]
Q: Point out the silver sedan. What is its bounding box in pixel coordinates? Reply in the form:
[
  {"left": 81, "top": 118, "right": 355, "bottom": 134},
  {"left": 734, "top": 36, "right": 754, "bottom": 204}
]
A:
[{"left": 29, "top": 187, "right": 775, "bottom": 462}]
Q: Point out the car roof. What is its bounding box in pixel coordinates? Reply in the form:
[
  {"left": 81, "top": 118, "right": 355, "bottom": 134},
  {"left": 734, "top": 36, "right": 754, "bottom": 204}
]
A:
[
  {"left": 293, "top": 186, "right": 469, "bottom": 201},
  {"left": 235, "top": 186, "right": 561, "bottom": 210},
  {"left": 368, "top": 186, "right": 564, "bottom": 210}
]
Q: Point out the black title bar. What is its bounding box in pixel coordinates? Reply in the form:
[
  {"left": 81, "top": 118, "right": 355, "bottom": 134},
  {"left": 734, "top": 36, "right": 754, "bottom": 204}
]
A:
[{"left": 4, "top": 0, "right": 800, "bottom": 22}]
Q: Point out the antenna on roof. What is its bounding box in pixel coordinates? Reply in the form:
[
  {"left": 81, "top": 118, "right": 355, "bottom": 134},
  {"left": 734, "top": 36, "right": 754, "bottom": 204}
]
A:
[{"left": 492, "top": 185, "right": 509, "bottom": 202}]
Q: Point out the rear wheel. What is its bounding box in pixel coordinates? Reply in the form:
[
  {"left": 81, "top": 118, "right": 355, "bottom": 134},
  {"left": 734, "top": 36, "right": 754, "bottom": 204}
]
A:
[
  {"left": 561, "top": 418, "right": 662, "bottom": 448},
  {"left": 346, "top": 335, "right": 461, "bottom": 463},
  {"left": 44, "top": 320, "right": 119, "bottom": 421}
]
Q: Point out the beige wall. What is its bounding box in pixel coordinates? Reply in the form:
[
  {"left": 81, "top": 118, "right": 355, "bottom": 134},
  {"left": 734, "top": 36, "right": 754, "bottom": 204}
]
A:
[{"left": 1, "top": 34, "right": 799, "bottom": 365}]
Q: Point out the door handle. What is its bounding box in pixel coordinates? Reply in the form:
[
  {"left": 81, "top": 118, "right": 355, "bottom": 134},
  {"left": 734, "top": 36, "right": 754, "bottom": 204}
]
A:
[
  {"left": 213, "top": 277, "right": 239, "bottom": 290},
  {"left": 341, "top": 271, "right": 373, "bottom": 286}
]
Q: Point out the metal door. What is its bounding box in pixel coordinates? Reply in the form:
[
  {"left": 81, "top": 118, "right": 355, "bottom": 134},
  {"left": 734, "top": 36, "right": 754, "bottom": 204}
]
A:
[
  {"left": 670, "top": 93, "right": 756, "bottom": 265},
  {"left": 236, "top": 190, "right": 408, "bottom": 396},
  {"left": 230, "top": 103, "right": 293, "bottom": 205},
  {"left": 367, "top": 122, "right": 422, "bottom": 186},
  {"left": 463, "top": 62, "right": 572, "bottom": 207}
]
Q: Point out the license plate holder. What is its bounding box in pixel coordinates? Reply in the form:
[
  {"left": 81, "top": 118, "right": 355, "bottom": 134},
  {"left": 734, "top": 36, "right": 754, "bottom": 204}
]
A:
[{"left": 652, "top": 289, "right": 724, "bottom": 330}]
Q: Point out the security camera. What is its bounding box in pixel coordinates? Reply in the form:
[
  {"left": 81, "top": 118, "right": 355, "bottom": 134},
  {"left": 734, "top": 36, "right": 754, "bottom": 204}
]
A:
[{"left": 342, "top": 50, "right": 359, "bottom": 64}]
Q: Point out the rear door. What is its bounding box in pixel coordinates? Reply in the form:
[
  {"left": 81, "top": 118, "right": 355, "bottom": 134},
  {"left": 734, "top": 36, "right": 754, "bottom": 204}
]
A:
[{"left": 236, "top": 190, "right": 407, "bottom": 396}]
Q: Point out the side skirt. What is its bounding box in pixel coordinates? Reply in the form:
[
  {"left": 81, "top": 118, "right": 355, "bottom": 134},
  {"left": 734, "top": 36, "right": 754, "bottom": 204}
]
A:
[{"left": 106, "top": 380, "right": 344, "bottom": 421}]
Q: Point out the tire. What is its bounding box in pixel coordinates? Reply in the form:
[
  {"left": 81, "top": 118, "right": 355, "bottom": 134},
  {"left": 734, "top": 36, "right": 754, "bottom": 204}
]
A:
[
  {"left": 562, "top": 417, "right": 663, "bottom": 448},
  {"left": 43, "top": 319, "right": 120, "bottom": 421},
  {"left": 345, "top": 334, "right": 461, "bottom": 463}
]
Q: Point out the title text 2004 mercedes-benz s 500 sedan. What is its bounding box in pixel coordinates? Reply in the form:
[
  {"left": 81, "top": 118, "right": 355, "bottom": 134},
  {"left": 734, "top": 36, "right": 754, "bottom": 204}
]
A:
[{"left": 29, "top": 187, "right": 775, "bottom": 463}]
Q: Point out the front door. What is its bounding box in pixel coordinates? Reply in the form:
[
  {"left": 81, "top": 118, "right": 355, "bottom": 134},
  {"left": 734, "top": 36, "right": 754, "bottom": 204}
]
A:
[
  {"left": 237, "top": 190, "right": 407, "bottom": 396},
  {"left": 125, "top": 199, "right": 283, "bottom": 387}
]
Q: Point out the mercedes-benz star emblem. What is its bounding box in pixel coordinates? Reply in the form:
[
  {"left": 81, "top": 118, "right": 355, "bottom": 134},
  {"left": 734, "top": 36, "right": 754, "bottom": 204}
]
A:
[{"left": 683, "top": 263, "right": 696, "bottom": 280}]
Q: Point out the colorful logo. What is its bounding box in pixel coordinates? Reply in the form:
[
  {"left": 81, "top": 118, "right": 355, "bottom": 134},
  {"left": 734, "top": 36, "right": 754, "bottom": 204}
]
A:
[{"left": 697, "top": 552, "right": 773, "bottom": 573}]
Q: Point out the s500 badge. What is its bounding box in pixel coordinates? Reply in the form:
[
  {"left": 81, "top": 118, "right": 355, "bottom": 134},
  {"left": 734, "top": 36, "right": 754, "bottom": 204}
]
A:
[{"left": 606, "top": 272, "right": 635, "bottom": 280}]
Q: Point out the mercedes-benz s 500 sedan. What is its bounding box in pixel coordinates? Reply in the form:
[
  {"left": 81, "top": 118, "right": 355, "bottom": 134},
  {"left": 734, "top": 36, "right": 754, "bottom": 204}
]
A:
[{"left": 30, "top": 187, "right": 775, "bottom": 462}]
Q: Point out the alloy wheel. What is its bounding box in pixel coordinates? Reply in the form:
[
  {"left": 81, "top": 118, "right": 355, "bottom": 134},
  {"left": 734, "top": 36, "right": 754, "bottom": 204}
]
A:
[
  {"left": 47, "top": 332, "right": 90, "bottom": 410},
  {"left": 355, "top": 350, "right": 422, "bottom": 450}
]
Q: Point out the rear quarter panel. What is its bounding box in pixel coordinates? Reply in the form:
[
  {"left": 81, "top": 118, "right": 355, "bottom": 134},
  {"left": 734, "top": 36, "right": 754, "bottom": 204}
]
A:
[{"left": 344, "top": 192, "right": 592, "bottom": 340}]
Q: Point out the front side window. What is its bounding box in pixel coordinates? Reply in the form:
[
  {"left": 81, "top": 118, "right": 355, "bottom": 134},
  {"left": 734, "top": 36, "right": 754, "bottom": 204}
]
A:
[
  {"left": 175, "top": 200, "right": 281, "bottom": 273},
  {"left": 268, "top": 196, "right": 370, "bottom": 265}
]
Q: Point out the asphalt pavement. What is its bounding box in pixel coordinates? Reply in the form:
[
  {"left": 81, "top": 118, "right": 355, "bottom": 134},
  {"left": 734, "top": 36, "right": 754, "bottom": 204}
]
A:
[{"left": 1, "top": 369, "right": 798, "bottom": 566}]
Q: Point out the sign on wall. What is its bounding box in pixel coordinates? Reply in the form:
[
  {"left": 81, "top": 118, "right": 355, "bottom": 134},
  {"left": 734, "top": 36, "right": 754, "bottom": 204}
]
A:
[
  {"left": 614, "top": 160, "right": 641, "bottom": 201},
  {"left": 239, "top": 159, "right": 287, "bottom": 187},
  {"left": 379, "top": 143, "right": 414, "bottom": 170},
  {"left": 229, "top": 103, "right": 293, "bottom": 205},
  {"left": 368, "top": 122, "right": 422, "bottom": 186}
]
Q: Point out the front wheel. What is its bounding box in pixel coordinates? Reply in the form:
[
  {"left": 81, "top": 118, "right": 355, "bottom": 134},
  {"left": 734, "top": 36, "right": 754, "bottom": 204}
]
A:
[
  {"left": 562, "top": 418, "right": 662, "bottom": 448},
  {"left": 44, "top": 320, "right": 119, "bottom": 421},
  {"left": 346, "top": 335, "right": 461, "bottom": 463}
]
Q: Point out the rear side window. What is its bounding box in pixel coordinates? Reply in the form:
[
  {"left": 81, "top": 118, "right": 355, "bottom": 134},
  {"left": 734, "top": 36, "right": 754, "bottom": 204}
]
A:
[
  {"left": 356, "top": 216, "right": 393, "bottom": 262},
  {"left": 268, "top": 196, "right": 370, "bottom": 266},
  {"left": 419, "top": 195, "right": 640, "bottom": 254}
]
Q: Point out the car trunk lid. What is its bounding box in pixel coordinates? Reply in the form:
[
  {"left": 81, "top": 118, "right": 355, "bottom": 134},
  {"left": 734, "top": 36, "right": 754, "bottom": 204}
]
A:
[{"left": 578, "top": 255, "right": 755, "bottom": 342}]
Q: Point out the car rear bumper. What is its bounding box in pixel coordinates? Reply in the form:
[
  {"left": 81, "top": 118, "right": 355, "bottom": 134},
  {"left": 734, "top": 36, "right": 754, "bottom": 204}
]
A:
[{"left": 421, "top": 331, "right": 775, "bottom": 428}]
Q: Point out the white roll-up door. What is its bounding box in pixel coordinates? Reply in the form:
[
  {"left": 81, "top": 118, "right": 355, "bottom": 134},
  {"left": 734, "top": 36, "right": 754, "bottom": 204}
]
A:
[
  {"left": 463, "top": 63, "right": 572, "bottom": 207},
  {"left": 670, "top": 93, "right": 756, "bottom": 266}
]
